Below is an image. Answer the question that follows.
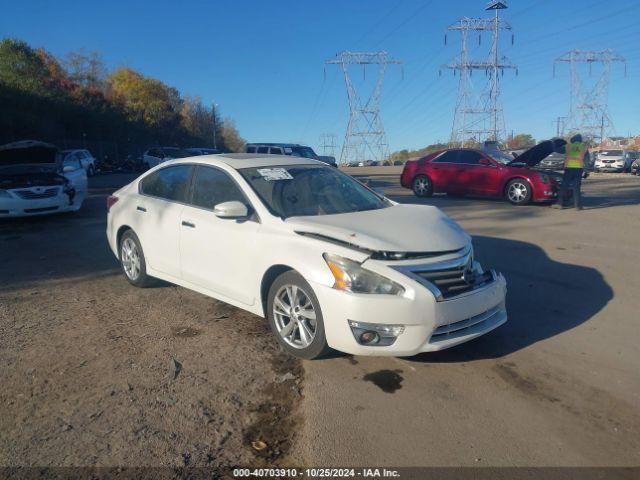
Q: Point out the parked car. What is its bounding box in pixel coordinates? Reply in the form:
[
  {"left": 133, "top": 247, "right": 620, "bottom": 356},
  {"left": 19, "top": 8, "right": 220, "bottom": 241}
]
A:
[
  {"left": 537, "top": 152, "right": 565, "bottom": 171},
  {"left": 624, "top": 150, "right": 640, "bottom": 173},
  {"left": 185, "top": 147, "right": 221, "bottom": 156},
  {"left": 0, "top": 140, "right": 87, "bottom": 217},
  {"left": 106, "top": 154, "right": 507, "bottom": 359},
  {"left": 317, "top": 155, "right": 338, "bottom": 167},
  {"left": 142, "top": 147, "right": 191, "bottom": 169},
  {"left": 594, "top": 149, "right": 626, "bottom": 172},
  {"left": 245, "top": 143, "right": 338, "bottom": 166},
  {"left": 400, "top": 139, "right": 565, "bottom": 205},
  {"left": 61, "top": 149, "right": 97, "bottom": 176}
]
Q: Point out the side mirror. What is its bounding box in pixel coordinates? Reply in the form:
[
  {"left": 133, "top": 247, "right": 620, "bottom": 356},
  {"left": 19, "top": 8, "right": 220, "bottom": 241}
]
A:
[
  {"left": 214, "top": 200, "right": 249, "bottom": 219},
  {"left": 62, "top": 165, "right": 76, "bottom": 173},
  {"left": 479, "top": 158, "right": 490, "bottom": 166}
]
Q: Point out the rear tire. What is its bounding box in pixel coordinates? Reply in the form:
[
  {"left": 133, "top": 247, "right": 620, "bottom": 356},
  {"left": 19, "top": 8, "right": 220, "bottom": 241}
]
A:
[
  {"left": 267, "top": 271, "right": 330, "bottom": 360},
  {"left": 119, "top": 230, "right": 155, "bottom": 287},
  {"left": 505, "top": 179, "right": 532, "bottom": 205},
  {"left": 412, "top": 175, "right": 433, "bottom": 197}
]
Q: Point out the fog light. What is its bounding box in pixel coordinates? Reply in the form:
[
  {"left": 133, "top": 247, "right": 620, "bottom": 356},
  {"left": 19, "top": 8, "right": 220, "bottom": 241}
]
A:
[
  {"left": 349, "top": 320, "right": 405, "bottom": 347},
  {"left": 359, "top": 331, "right": 380, "bottom": 345}
]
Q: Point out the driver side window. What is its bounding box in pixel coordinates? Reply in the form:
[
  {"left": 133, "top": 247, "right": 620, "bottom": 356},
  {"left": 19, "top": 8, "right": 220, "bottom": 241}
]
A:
[{"left": 191, "top": 166, "right": 248, "bottom": 210}]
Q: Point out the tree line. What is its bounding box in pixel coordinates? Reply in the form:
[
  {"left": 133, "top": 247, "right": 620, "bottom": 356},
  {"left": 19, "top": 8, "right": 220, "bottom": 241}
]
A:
[{"left": 0, "top": 38, "right": 245, "bottom": 161}]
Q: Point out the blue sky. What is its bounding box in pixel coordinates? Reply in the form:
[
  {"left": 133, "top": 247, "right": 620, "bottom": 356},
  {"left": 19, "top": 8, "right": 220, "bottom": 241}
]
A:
[{"left": 1, "top": 0, "right": 639, "bottom": 154}]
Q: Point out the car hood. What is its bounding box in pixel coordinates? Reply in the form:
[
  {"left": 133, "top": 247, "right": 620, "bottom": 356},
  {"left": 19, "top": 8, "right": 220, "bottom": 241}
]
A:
[
  {"left": 508, "top": 138, "right": 567, "bottom": 167},
  {"left": 286, "top": 204, "right": 470, "bottom": 254},
  {"left": 0, "top": 140, "right": 60, "bottom": 173}
]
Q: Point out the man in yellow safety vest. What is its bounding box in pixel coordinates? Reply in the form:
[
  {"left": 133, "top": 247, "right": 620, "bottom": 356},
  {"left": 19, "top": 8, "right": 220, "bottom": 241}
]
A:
[{"left": 552, "top": 133, "right": 588, "bottom": 210}]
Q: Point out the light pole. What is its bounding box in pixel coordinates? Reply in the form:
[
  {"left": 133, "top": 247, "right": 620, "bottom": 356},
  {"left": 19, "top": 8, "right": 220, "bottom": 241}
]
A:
[{"left": 212, "top": 102, "right": 218, "bottom": 149}]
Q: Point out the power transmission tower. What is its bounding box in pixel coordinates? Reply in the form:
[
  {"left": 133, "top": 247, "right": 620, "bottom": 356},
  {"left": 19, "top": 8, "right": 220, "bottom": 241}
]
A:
[
  {"left": 554, "top": 49, "right": 626, "bottom": 143},
  {"left": 325, "top": 51, "right": 401, "bottom": 165},
  {"left": 443, "top": 1, "right": 516, "bottom": 147},
  {"left": 319, "top": 133, "right": 337, "bottom": 157},
  {"left": 554, "top": 116, "right": 566, "bottom": 137}
]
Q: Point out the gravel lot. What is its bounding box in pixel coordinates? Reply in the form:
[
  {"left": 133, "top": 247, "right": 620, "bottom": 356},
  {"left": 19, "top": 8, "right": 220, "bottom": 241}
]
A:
[
  {"left": 0, "top": 174, "right": 304, "bottom": 468},
  {"left": 1, "top": 168, "right": 639, "bottom": 469}
]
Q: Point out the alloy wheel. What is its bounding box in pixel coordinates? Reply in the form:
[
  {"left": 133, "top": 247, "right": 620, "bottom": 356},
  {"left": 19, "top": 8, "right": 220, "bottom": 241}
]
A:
[
  {"left": 413, "top": 176, "right": 430, "bottom": 196},
  {"left": 508, "top": 182, "right": 528, "bottom": 203},
  {"left": 121, "top": 237, "right": 141, "bottom": 281},
  {"left": 273, "top": 284, "right": 317, "bottom": 349}
]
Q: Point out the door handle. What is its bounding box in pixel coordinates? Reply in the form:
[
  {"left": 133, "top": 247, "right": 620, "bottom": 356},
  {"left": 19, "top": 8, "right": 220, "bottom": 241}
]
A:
[
  {"left": 181, "top": 220, "right": 196, "bottom": 228},
  {"left": 136, "top": 206, "right": 146, "bottom": 212}
]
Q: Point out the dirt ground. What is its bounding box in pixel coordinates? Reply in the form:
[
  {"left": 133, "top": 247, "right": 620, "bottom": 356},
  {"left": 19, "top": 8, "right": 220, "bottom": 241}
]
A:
[
  {"left": 296, "top": 168, "right": 640, "bottom": 467},
  {"left": 0, "top": 175, "right": 305, "bottom": 469}
]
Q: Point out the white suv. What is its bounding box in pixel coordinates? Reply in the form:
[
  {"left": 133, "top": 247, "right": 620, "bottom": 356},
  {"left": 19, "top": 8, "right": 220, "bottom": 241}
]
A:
[
  {"left": 106, "top": 154, "right": 507, "bottom": 359},
  {"left": 594, "top": 150, "right": 626, "bottom": 172},
  {"left": 142, "top": 147, "right": 191, "bottom": 169},
  {"left": 61, "top": 149, "right": 96, "bottom": 176}
]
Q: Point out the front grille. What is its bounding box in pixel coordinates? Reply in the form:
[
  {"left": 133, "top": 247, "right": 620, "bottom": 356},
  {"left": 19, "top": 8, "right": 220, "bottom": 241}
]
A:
[
  {"left": 15, "top": 187, "right": 60, "bottom": 199},
  {"left": 414, "top": 266, "right": 494, "bottom": 300}
]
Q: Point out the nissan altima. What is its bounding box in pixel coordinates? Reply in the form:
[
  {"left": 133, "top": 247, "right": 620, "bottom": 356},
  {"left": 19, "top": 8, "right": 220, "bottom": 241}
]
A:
[{"left": 106, "top": 154, "right": 507, "bottom": 359}]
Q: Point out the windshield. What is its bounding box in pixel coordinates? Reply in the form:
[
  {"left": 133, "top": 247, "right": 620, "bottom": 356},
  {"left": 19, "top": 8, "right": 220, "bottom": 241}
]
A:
[
  {"left": 602, "top": 150, "right": 623, "bottom": 156},
  {"left": 163, "top": 148, "right": 191, "bottom": 158},
  {"left": 239, "top": 164, "right": 390, "bottom": 218},
  {"left": 290, "top": 147, "right": 317, "bottom": 159},
  {"left": 486, "top": 150, "right": 514, "bottom": 164}
]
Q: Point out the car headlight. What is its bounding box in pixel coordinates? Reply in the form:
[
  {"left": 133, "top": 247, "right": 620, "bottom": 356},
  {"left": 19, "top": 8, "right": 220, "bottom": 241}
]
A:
[
  {"left": 539, "top": 173, "right": 550, "bottom": 184},
  {"left": 323, "top": 253, "right": 405, "bottom": 295},
  {"left": 0, "top": 189, "right": 11, "bottom": 198}
]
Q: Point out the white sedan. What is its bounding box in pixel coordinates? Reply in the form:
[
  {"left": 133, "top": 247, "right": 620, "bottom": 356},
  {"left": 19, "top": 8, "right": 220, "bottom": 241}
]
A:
[
  {"left": 0, "top": 141, "right": 87, "bottom": 218},
  {"left": 106, "top": 154, "right": 507, "bottom": 359}
]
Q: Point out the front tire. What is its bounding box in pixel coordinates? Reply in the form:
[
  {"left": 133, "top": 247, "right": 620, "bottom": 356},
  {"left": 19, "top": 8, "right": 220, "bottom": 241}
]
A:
[
  {"left": 267, "top": 271, "right": 330, "bottom": 360},
  {"left": 119, "top": 230, "right": 155, "bottom": 287},
  {"left": 505, "top": 179, "right": 532, "bottom": 205},
  {"left": 412, "top": 175, "right": 433, "bottom": 197}
]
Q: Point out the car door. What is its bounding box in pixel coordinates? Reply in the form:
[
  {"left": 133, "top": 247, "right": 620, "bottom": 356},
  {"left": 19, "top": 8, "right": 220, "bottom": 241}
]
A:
[
  {"left": 179, "top": 165, "right": 261, "bottom": 305},
  {"left": 454, "top": 150, "right": 500, "bottom": 195},
  {"left": 136, "top": 164, "right": 193, "bottom": 278},
  {"left": 61, "top": 154, "right": 88, "bottom": 205},
  {"left": 427, "top": 150, "right": 460, "bottom": 193}
]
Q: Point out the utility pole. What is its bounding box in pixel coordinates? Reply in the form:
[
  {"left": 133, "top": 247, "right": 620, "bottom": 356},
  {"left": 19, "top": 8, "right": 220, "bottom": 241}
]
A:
[
  {"left": 325, "top": 51, "right": 402, "bottom": 165},
  {"left": 443, "top": 1, "right": 516, "bottom": 147},
  {"left": 554, "top": 49, "right": 626, "bottom": 144},
  {"left": 212, "top": 102, "right": 218, "bottom": 149}
]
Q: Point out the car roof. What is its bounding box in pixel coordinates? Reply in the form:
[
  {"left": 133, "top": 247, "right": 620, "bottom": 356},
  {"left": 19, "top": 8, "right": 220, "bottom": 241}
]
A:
[
  {"left": 169, "top": 153, "right": 322, "bottom": 169},
  {"left": 246, "top": 143, "right": 309, "bottom": 148}
]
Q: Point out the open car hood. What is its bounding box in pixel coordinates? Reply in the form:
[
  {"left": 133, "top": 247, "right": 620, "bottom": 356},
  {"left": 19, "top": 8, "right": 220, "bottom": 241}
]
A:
[
  {"left": 0, "top": 140, "right": 60, "bottom": 172},
  {"left": 286, "top": 204, "right": 470, "bottom": 255},
  {"left": 507, "top": 138, "right": 567, "bottom": 167}
]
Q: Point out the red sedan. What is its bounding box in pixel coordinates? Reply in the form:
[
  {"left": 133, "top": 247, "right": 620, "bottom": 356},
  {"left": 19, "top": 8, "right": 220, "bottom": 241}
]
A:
[{"left": 400, "top": 140, "right": 564, "bottom": 205}]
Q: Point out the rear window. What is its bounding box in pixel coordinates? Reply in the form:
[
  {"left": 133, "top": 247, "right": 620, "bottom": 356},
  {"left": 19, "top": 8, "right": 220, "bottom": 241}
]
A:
[
  {"left": 139, "top": 165, "right": 192, "bottom": 202},
  {"left": 247, "top": 146, "right": 257, "bottom": 153},
  {"left": 257, "top": 147, "right": 269, "bottom": 154}
]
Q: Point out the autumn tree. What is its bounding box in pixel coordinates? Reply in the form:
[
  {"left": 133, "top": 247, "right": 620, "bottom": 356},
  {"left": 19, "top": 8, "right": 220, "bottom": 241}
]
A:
[
  {"left": 220, "top": 117, "right": 245, "bottom": 152},
  {"left": 0, "top": 38, "right": 52, "bottom": 95},
  {"left": 65, "top": 49, "right": 107, "bottom": 90},
  {"left": 506, "top": 133, "right": 535, "bottom": 150},
  {"left": 108, "top": 67, "right": 182, "bottom": 132}
]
